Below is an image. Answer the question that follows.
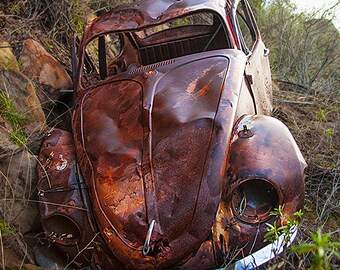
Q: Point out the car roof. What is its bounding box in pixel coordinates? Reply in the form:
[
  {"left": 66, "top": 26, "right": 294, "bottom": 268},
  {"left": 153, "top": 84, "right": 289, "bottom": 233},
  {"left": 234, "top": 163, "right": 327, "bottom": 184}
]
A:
[{"left": 81, "top": 0, "right": 233, "bottom": 45}]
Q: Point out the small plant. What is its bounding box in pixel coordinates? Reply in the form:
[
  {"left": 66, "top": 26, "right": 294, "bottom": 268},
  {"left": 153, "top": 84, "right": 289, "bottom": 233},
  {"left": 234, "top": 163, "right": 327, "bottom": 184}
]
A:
[
  {"left": 291, "top": 228, "right": 340, "bottom": 270},
  {"left": 45, "top": 40, "right": 54, "bottom": 50},
  {"left": 324, "top": 127, "right": 333, "bottom": 138},
  {"left": 324, "top": 127, "right": 334, "bottom": 149},
  {"left": 0, "top": 91, "right": 27, "bottom": 127},
  {"left": 264, "top": 205, "right": 303, "bottom": 244},
  {"left": 316, "top": 109, "right": 328, "bottom": 122},
  {"left": 0, "top": 221, "right": 14, "bottom": 236}
]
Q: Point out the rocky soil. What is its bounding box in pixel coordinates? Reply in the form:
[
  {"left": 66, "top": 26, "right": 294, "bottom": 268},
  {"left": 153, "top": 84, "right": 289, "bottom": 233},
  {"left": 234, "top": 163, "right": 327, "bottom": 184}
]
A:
[{"left": 0, "top": 39, "right": 73, "bottom": 269}]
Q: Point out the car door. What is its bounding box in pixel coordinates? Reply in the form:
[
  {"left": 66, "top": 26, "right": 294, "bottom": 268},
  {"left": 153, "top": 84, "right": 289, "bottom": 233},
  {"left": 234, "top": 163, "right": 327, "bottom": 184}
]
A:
[{"left": 235, "top": 0, "right": 273, "bottom": 115}]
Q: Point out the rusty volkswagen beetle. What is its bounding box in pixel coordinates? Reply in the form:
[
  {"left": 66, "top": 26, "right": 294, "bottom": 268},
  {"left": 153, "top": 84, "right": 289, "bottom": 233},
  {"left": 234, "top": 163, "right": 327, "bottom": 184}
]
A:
[{"left": 37, "top": 0, "right": 306, "bottom": 269}]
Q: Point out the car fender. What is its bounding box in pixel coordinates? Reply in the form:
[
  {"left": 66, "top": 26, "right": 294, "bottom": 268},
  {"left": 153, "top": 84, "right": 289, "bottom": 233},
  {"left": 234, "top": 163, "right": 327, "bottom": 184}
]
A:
[
  {"left": 212, "top": 114, "right": 306, "bottom": 262},
  {"left": 37, "top": 129, "right": 124, "bottom": 268}
]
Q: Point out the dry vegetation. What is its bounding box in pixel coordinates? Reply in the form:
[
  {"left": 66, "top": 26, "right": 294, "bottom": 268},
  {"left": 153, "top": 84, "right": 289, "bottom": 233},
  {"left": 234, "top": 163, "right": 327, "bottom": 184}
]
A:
[
  {"left": 256, "top": 1, "right": 340, "bottom": 269},
  {"left": 0, "top": 0, "right": 339, "bottom": 269}
]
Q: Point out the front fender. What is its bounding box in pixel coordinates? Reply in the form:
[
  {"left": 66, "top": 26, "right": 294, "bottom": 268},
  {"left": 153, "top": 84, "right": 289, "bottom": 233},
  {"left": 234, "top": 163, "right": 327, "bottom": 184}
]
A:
[
  {"left": 212, "top": 115, "right": 306, "bottom": 264},
  {"left": 37, "top": 129, "right": 125, "bottom": 269},
  {"left": 228, "top": 115, "right": 306, "bottom": 214}
]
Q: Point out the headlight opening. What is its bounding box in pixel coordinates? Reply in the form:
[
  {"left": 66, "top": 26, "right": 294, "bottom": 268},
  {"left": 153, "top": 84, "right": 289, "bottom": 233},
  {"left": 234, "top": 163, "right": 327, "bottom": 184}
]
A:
[{"left": 232, "top": 179, "right": 280, "bottom": 224}]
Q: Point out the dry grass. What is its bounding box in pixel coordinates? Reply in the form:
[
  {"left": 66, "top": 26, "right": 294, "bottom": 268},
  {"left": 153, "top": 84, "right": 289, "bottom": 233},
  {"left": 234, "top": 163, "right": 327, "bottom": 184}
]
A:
[{"left": 265, "top": 83, "right": 340, "bottom": 269}]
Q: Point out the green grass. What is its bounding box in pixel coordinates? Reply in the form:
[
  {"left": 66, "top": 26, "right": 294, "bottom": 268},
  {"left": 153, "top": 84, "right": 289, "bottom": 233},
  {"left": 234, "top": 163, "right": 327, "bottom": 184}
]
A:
[{"left": 0, "top": 91, "right": 28, "bottom": 147}]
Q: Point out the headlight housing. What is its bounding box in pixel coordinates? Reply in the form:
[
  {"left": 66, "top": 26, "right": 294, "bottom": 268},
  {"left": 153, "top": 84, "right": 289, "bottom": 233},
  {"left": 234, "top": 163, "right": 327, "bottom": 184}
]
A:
[
  {"left": 42, "top": 214, "right": 81, "bottom": 245},
  {"left": 231, "top": 179, "right": 280, "bottom": 224}
]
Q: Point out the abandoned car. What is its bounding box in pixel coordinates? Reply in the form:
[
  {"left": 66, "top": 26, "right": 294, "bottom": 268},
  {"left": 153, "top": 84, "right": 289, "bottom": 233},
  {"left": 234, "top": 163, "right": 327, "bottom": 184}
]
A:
[{"left": 37, "top": 0, "right": 306, "bottom": 269}]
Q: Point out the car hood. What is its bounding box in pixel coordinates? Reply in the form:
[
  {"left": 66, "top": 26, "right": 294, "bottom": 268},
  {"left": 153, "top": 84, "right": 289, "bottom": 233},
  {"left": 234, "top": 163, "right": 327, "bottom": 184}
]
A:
[{"left": 73, "top": 50, "right": 246, "bottom": 269}]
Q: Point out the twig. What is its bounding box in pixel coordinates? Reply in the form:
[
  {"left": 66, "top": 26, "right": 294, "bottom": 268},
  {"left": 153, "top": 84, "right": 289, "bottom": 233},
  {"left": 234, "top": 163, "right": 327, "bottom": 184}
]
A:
[
  {"left": 15, "top": 233, "right": 35, "bottom": 265},
  {"left": 0, "top": 198, "right": 88, "bottom": 211},
  {"left": 0, "top": 230, "right": 4, "bottom": 270},
  {"left": 274, "top": 89, "right": 315, "bottom": 98},
  {"left": 63, "top": 232, "right": 100, "bottom": 269},
  {"left": 273, "top": 98, "right": 314, "bottom": 105},
  {"left": 275, "top": 79, "right": 308, "bottom": 89}
]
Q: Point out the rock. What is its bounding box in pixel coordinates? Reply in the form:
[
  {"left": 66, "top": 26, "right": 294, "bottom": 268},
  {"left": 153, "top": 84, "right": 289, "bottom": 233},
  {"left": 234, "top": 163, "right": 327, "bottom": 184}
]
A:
[
  {"left": 0, "top": 41, "right": 20, "bottom": 72},
  {"left": 0, "top": 149, "right": 40, "bottom": 233},
  {"left": 0, "top": 70, "right": 46, "bottom": 149},
  {"left": 0, "top": 231, "right": 36, "bottom": 269},
  {"left": 0, "top": 69, "right": 45, "bottom": 242},
  {"left": 34, "top": 245, "right": 68, "bottom": 269},
  {"left": 19, "top": 39, "right": 73, "bottom": 108}
]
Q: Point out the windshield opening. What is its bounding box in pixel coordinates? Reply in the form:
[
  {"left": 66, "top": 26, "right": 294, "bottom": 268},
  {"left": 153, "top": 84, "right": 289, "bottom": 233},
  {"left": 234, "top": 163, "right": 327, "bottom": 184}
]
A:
[{"left": 80, "top": 11, "right": 229, "bottom": 88}]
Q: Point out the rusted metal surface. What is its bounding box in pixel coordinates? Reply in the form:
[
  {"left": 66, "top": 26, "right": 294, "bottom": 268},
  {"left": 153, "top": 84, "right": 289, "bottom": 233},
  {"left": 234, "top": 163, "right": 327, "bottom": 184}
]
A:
[
  {"left": 37, "top": 129, "right": 95, "bottom": 266},
  {"left": 72, "top": 50, "right": 246, "bottom": 269},
  {"left": 37, "top": 129, "right": 124, "bottom": 268},
  {"left": 212, "top": 115, "right": 306, "bottom": 262},
  {"left": 37, "top": 0, "right": 306, "bottom": 269}
]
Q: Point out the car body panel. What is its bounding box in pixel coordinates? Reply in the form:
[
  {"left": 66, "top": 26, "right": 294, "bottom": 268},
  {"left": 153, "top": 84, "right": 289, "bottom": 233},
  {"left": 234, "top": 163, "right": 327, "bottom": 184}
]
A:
[{"left": 72, "top": 50, "right": 247, "bottom": 268}]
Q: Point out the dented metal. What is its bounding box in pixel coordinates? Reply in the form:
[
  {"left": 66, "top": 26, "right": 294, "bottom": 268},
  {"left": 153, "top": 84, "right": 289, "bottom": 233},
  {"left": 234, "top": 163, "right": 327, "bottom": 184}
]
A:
[{"left": 37, "top": 0, "right": 306, "bottom": 269}]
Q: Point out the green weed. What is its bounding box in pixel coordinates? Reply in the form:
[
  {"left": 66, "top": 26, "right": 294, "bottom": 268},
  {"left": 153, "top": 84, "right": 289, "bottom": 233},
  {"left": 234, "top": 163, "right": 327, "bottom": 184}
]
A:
[
  {"left": 324, "top": 127, "right": 334, "bottom": 149},
  {"left": 0, "top": 91, "right": 28, "bottom": 147},
  {"left": 317, "top": 109, "right": 328, "bottom": 122},
  {"left": 324, "top": 127, "right": 333, "bottom": 138},
  {"left": 291, "top": 228, "right": 340, "bottom": 270},
  {"left": 0, "top": 221, "right": 14, "bottom": 236},
  {"left": 44, "top": 40, "right": 53, "bottom": 50},
  {"left": 264, "top": 205, "right": 339, "bottom": 269},
  {"left": 264, "top": 205, "right": 302, "bottom": 244},
  {"left": 0, "top": 56, "right": 11, "bottom": 71}
]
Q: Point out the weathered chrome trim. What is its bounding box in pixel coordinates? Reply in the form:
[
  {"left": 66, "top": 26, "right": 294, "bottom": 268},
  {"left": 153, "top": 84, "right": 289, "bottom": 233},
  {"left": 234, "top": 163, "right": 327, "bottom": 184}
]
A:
[
  {"left": 221, "top": 226, "right": 298, "bottom": 270},
  {"left": 142, "top": 220, "right": 156, "bottom": 256}
]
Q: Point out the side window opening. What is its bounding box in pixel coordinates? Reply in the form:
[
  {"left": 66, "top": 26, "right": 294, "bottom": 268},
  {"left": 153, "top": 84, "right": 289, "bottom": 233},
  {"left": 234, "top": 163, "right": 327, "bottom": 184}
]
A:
[
  {"left": 82, "top": 33, "right": 123, "bottom": 87},
  {"left": 236, "top": 0, "right": 257, "bottom": 54}
]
